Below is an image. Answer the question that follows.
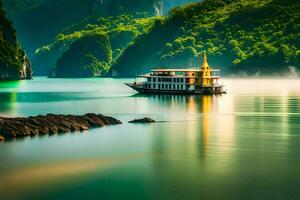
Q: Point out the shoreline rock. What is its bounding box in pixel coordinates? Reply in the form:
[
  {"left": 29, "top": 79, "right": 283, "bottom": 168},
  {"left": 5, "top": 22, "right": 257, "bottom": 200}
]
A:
[
  {"left": 128, "top": 118, "right": 156, "bottom": 124},
  {"left": 0, "top": 113, "right": 122, "bottom": 142}
]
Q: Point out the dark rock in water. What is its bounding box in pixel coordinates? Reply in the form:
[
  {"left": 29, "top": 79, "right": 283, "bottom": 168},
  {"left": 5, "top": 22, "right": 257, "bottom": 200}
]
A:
[
  {"left": 128, "top": 117, "right": 156, "bottom": 124},
  {"left": 0, "top": 113, "right": 122, "bottom": 141}
]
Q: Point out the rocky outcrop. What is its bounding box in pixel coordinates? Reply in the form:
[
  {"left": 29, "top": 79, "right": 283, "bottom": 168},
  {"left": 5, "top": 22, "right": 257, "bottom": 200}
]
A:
[
  {"left": 129, "top": 118, "right": 156, "bottom": 123},
  {"left": 0, "top": 56, "right": 32, "bottom": 80},
  {"left": 53, "top": 34, "right": 112, "bottom": 78},
  {"left": 0, "top": 113, "right": 122, "bottom": 141},
  {"left": 0, "top": 2, "right": 32, "bottom": 80}
]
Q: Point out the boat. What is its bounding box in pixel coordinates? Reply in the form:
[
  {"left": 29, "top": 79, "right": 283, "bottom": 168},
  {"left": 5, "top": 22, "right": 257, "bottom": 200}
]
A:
[{"left": 125, "top": 52, "right": 226, "bottom": 94}]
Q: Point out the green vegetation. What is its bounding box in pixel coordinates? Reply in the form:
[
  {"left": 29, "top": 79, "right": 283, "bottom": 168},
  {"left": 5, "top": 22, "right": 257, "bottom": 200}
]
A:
[
  {"left": 54, "top": 34, "right": 112, "bottom": 78},
  {"left": 33, "top": 14, "right": 157, "bottom": 76},
  {"left": 2, "top": 0, "right": 202, "bottom": 76},
  {"left": 0, "top": 1, "right": 31, "bottom": 80},
  {"left": 0, "top": 2, "right": 22, "bottom": 70},
  {"left": 112, "top": 0, "right": 300, "bottom": 77},
  {"left": 4, "top": 0, "right": 298, "bottom": 78},
  {"left": 1, "top": 0, "right": 157, "bottom": 55}
]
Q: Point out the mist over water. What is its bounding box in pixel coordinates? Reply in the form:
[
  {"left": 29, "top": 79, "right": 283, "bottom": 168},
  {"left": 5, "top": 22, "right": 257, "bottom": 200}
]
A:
[
  {"left": 0, "top": 77, "right": 300, "bottom": 199},
  {"left": 287, "top": 66, "right": 299, "bottom": 78}
]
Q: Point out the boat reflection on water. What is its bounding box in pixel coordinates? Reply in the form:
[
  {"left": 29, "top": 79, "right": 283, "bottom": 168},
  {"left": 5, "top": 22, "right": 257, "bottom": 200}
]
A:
[
  {"left": 143, "top": 93, "right": 235, "bottom": 159},
  {"left": 144, "top": 94, "right": 236, "bottom": 192}
]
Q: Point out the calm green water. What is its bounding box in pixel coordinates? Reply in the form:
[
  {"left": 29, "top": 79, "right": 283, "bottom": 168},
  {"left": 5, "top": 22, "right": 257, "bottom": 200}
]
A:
[{"left": 1, "top": 77, "right": 300, "bottom": 200}]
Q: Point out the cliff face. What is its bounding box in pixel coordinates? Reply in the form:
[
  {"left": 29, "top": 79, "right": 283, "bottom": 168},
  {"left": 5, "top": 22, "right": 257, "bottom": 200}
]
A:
[
  {"left": 0, "top": 57, "right": 32, "bottom": 80},
  {"left": 0, "top": 2, "right": 32, "bottom": 80}
]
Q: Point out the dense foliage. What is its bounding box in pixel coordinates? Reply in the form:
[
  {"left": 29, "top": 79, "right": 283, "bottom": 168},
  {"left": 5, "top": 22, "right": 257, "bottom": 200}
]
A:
[
  {"left": 1, "top": 0, "right": 201, "bottom": 77},
  {"left": 3, "top": 0, "right": 298, "bottom": 77},
  {"left": 2, "top": 0, "right": 199, "bottom": 56},
  {"left": 112, "top": 0, "right": 300, "bottom": 77},
  {"left": 33, "top": 15, "right": 157, "bottom": 75},
  {"left": 55, "top": 34, "right": 112, "bottom": 78},
  {"left": 0, "top": 1, "right": 27, "bottom": 75}
]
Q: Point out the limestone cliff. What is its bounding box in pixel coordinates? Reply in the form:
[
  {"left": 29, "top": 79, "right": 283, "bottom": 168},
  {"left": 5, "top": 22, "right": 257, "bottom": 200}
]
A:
[{"left": 0, "top": 1, "right": 32, "bottom": 80}]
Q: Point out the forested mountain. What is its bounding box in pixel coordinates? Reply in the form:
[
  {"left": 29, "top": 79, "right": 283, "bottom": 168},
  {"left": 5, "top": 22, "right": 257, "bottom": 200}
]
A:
[
  {"left": 54, "top": 34, "right": 112, "bottom": 78},
  {"left": 1, "top": 0, "right": 298, "bottom": 78},
  {"left": 2, "top": 0, "right": 199, "bottom": 56},
  {"left": 111, "top": 0, "right": 300, "bottom": 77},
  {"left": 0, "top": 1, "right": 32, "bottom": 80},
  {"left": 34, "top": 15, "right": 157, "bottom": 76},
  {"left": 1, "top": 0, "right": 199, "bottom": 76}
]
